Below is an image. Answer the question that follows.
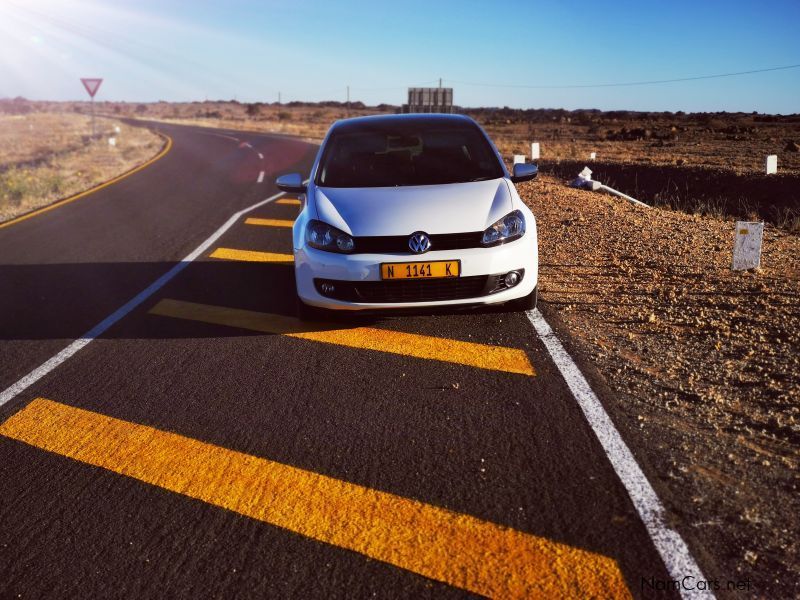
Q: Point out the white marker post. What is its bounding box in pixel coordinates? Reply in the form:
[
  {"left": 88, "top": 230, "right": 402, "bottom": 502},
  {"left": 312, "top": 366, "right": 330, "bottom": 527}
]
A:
[
  {"left": 732, "top": 221, "right": 764, "bottom": 270},
  {"left": 513, "top": 154, "right": 526, "bottom": 165},
  {"left": 531, "top": 142, "right": 540, "bottom": 160},
  {"left": 108, "top": 137, "right": 116, "bottom": 147},
  {"left": 765, "top": 155, "right": 777, "bottom": 175},
  {"left": 590, "top": 152, "right": 596, "bottom": 161}
]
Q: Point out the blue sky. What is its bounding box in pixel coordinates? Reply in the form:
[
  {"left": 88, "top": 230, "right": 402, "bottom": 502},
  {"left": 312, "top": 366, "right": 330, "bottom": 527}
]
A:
[{"left": 1, "top": 0, "right": 798, "bottom": 113}]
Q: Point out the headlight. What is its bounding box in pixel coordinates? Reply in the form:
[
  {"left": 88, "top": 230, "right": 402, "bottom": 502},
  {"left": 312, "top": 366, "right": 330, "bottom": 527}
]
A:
[
  {"left": 481, "top": 210, "right": 525, "bottom": 246},
  {"left": 305, "top": 219, "right": 354, "bottom": 253}
]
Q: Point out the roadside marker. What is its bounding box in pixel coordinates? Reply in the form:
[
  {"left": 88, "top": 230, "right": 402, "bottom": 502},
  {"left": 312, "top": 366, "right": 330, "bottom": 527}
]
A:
[
  {"left": 209, "top": 248, "right": 293, "bottom": 263},
  {"left": 531, "top": 142, "right": 540, "bottom": 160},
  {"left": 244, "top": 217, "right": 294, "bottom": 228},
  {"left": 526, "top": 310, "right": 711, "bottom": 599},
  {"left": 149, "top": 299, "right": 536, "bottom": 376},
  {"left": 0, "top": 398, "right": 627, "bottom": 598},
  {"left": 276, "top": 198, "right": 301, "bottom": 205},
  {"left": 513, "top": 154, "right": 525, "bottom": 164},
  {"left": 765, "top": 155, "right": 777, "bottom": 175},
  {"left": 732, "top": 221, "right": 764, "bottom": 270}
]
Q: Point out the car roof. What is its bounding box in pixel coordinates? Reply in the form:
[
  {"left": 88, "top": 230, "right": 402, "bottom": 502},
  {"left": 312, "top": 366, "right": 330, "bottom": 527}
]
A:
[{"left": 330, "top": 113, "right": 479, "bottom": 135}]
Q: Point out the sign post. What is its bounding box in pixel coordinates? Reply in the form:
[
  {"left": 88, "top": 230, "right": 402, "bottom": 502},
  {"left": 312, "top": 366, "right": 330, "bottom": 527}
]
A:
[{"left": 80, "top": 78, "right": 103, "bottom": 137}]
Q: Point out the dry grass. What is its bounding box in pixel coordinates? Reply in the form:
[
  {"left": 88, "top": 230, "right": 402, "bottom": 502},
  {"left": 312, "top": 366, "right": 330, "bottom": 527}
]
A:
[
  {"left": 0, "top": 113, "right": 97, "bottom": 166},
  {"left": 127, "top": 102, "right": 351, "bottom": 142},
  {"left": 113, "top": 101, "right": 800, "bottom": 176},
  {"left": 0, "top": 113, "right": 162, "bottom": 223}
]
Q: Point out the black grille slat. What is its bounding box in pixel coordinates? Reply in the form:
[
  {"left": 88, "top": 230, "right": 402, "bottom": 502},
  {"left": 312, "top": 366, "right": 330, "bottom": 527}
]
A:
[
  {"left": 315, "top": 275, "right": 508, "bottom": 304},
  {"left": 353, "top": 232, "right": 483, "bottom": 254}
]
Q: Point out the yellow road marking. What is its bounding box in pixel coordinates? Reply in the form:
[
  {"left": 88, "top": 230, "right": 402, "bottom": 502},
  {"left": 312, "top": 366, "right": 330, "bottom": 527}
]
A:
[
  {"left": 0, "top": 133, "right": 173, "bottom": 230},
  {"left": 0, "top": 398, "right": 630, "bottom": 599},
  {"left": 149, "top": 298, "right": 535, "bottom": 376},
  {"left": 245, "top": 217, "right": 294, "bottom": 228},
  {"left": 276, "top": 198, "right": 301, "bottom": 205},
  {"left": 209, "top": 248, "right": 293, "bottom": 263}
]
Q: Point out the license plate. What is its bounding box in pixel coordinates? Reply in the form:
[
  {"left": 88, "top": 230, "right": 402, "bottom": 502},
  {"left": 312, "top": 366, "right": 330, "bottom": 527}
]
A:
[{"left": 380, "top": 260, "right": 460, "bottom": 280}]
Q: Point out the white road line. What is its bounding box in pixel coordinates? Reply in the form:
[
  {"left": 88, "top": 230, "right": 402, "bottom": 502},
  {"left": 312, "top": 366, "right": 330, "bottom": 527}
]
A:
[
  {"left": 0, "top": 190, "right": 287, "bottom": 409},
  {"left": 258, "top": 153, "right": 264, "bottom": 159},
  {"left": 197, "top": 131, "right": 240, "bottom": 143},
  {"left": 526, "top": 310, "right": 713, "bottom": 600},
  {"left": 257, "top": 170, "right": 265, "bottom": 183}
]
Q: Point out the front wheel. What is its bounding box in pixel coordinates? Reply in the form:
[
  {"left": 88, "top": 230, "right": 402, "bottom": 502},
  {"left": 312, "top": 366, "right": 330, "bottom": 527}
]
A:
[{"left": 510, "top": 286, "right": 537, "bottom": 311}]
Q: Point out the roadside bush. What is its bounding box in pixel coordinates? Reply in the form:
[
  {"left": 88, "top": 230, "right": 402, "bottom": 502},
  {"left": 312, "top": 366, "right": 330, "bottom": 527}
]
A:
[{"left": 0, "top": 168, "right": 64, "bottom": 207}]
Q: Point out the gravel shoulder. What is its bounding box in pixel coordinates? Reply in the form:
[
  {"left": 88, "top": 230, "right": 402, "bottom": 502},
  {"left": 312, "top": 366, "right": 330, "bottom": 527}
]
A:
[{"left": 519, "top": 174, "right": 799, "bottom": 598}]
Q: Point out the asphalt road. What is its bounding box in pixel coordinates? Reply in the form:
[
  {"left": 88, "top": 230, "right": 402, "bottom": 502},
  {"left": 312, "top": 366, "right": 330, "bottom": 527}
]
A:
[{"left": 0, "top": 121, "right": 706, "bottom": 599}]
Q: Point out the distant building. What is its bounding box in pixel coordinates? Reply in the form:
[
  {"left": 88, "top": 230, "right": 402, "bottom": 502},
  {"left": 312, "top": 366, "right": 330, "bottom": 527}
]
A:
[{"left": 402, "top": 87, "right": 454, "bottom": 114}]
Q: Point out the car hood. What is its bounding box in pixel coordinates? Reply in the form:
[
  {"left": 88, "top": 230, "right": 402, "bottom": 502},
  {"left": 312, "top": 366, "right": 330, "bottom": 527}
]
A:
[{"left": 314, "top": 179, "right": 513, "bottom": 237}]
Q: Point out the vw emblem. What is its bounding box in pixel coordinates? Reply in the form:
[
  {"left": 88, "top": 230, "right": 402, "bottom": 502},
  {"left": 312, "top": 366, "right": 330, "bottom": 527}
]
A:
[{"left": 408, "top": 232, "right": 431, "bottom": 254}]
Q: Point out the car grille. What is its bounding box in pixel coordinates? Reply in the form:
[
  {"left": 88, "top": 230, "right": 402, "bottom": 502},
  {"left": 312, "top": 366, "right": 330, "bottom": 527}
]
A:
[
  {"left": 315, "top": 272, "right": 521, "bottom": 304},
  {"left": 352, "top": 232, "right": 484, "bottom": 254}
]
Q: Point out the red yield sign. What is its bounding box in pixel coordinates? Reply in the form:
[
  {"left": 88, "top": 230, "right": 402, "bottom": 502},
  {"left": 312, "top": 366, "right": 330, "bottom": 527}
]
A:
[{"left": 80, "top": 78, "right": 103, "bottom": 98}]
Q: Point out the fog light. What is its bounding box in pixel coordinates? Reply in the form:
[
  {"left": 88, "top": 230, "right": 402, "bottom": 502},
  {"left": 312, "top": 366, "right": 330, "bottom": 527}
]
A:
[
  {"left": 321, "top": 283, "right": 335, "bottom": 295},
  {"left": 504, "top": 271, "right": 521, "bottom": 287}
]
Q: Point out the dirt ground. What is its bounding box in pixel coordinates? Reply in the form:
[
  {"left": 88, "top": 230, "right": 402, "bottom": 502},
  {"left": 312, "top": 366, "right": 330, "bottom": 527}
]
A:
[{"left": 518, "top": 174, "right": 799, "bottom": 598}]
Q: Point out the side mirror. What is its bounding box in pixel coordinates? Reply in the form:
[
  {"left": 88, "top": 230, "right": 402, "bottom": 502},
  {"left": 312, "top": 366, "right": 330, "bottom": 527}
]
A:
[
  {"left": 510, "top": 163, "right": 538, "bottom": 183},
  {"left": 276, "top": 173, "right": 307, "bottom": 194}
]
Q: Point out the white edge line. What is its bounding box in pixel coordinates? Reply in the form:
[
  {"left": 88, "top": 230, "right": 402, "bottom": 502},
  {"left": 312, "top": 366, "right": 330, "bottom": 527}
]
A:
[
  {"left": 0, "top": 190, "right": 288, "bottom": 409},
  {"left": 525, "top": 309, "right": 713, "bottom": 600},
  {"left": 257, "top": 171, "right": 265, "bottom": 183}
]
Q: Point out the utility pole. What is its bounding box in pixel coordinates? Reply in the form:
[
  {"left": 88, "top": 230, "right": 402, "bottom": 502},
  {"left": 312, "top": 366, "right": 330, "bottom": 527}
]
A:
[
  {"left": 439, "top": 77, "right": 442, "bottom": 89},
  {"left": 278, "top": 91, "right": 281, "bottom": 105},
  {"left": 346, "top": 85, "right": 350, "bottom": 114}
]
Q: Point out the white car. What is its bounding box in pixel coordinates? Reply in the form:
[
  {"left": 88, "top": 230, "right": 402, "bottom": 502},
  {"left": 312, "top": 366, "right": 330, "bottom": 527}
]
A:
[{"left": 276, "top": 114, "right": 539, "bottom": 315}]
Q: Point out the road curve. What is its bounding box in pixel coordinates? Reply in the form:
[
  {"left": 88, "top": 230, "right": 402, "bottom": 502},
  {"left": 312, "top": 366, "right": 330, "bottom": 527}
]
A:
[{"left": 0, "top": 121, "right": 705, "bottom": 599}]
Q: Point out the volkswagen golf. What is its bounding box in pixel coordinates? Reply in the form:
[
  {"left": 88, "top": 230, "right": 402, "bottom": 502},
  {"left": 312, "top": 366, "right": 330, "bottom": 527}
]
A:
[{"left": 276, "top": 113, "right": 539, "bottom": 314}]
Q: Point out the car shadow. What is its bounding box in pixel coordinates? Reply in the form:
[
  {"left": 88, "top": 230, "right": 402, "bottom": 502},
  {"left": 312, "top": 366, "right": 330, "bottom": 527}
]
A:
[{"left": 0, "top": 259, "right": 522, "bottom": 341}]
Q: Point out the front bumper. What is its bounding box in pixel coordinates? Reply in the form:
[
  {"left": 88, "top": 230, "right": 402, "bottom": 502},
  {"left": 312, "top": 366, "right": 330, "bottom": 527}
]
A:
[{"left": 294, "top": 232, "right": 538, "bottom": 311}]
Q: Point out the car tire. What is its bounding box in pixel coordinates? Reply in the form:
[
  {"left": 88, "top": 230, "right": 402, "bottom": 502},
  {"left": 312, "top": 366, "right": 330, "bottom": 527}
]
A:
[{"left": 511, "top": 286, "right": 537, "bottom": 312}]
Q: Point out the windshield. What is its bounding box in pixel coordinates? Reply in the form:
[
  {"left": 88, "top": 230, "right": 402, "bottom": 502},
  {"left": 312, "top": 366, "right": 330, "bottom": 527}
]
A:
[{"left": 316, "top": 123, "right": 505, "bottom": 187}]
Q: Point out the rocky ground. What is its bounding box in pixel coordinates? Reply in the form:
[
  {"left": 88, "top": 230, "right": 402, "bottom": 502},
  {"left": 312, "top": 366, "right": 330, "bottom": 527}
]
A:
[{"left": 519, "top": 174, "right": 799, "bottom": 598}]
